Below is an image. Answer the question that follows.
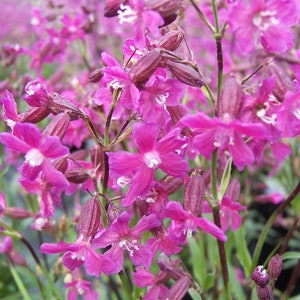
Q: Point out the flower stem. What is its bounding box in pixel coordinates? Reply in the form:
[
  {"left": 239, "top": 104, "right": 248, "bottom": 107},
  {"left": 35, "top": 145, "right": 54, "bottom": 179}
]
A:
[{"left": 212, "top": 207, "right": 232, "bottom": 300}]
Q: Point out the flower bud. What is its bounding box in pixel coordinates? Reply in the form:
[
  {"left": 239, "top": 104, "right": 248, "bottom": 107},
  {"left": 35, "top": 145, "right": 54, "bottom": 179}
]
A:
[
  {"left": 183, "top": 174, "right": 205, "bottom": 216},
  {"left": 43, "top": 112, "right": 70, "bottom": 139},
  {"left": 158, "top": 30, "right": 184, "bottom": 51},
  {"left": 159, "top": 175, "right": 184, "bottom": 195},
  {"left": 129, "top": 50, "right": 162, "bottom": 84},
  {"left": 89, "top": 68, "right": 104, "bottom": 83},
  {"left": 167, "top": 276, "right": 190, "bottom": 300},
  {"left": 166, "top": 60, "right": 204, "bottom": 87},
  {"left": 252, "top": 266, "right": 269, "bottom": 288},
  {"left": 256, "top": 285, "right": 273, "bottom": 300},
  {"left": 267, "top": 254, "right": 282, "bottom": 282},
  {"left": 77, "top": 198, "right": 101, "bottom": 239},
  {"left": 218, "top": 76, "right": 241, "bottom": 121},
  {"left": 65, "top": 169, "right": 90, "bottom": 184},
  {"left": 5, "top": 207, "right": 32, "bottom": 219},
  {"left": 20, "top": 107, "right": 50, "bottom": 123},
  {"left": 48, "top": 92, "right": 83, "bottom": 120}
]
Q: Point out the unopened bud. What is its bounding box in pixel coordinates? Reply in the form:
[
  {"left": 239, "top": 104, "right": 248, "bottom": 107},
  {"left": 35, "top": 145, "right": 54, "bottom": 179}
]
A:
[
  {"left": 89, "top": 68, "right": 104, "bottom": 83},
  {"left": 78, "top": 198, "right": 101, "bottom": 239},
  {"left": 65, "top": 169, "right": 90, "bottom": 184},
  {"left": 158, "top": 30, "right": 184, "bottom": 51},
  {"left": 166, "top": 60, "right": 204, "bottom": 87},
  {"left": 256, "top": 285, "right": 273, "bottom": 300},
  {"left": 268, "top": 254, "right": 282, "bottom": 282},
  {"left": 129, "top": 50, "right": 162, "bottom": 84},
  {"left": 218, "top": 76, "right": 241, "bottom": 121},
  {"left": 252, "top": 266, "right": 269, "bottom": 288},
  {"left": 43, "top": 112, "right": 70, "bottom": 139},
  {"left": 5, "top": 207, "right": 32, "bottom": 219},
  {"left": 160, "top": 175, "right": 184, "bottom": 195},
  {"left": 20, "top": 107, "right": 50, "bottom": 123},
  {"left": 183, "top": 174, "right": 205, "bottom": 216},
  {"left": 48, "top": 93, "right": 83, "bottom": 120},
  {"left": 167, "top": 276, "right": 190, "bottom": 300}
]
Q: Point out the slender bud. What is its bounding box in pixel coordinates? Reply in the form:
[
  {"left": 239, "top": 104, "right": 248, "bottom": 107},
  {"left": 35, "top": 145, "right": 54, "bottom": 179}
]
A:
[
  {"left": 267, "top": 254, "right": 282, "bottom": 282},
  {"left": 256, "top": 285, "right": 273, "bottom": 300},
  {"left": 167, "top": 276, "right": 190, "bottom": 300},
  {"left": 184, "top": 174, "right": 205, "bottom": 216},
  {"left": 43, "top": 112, "right": 70, "bottom": 139},
  {"left": 252, "top": 266, "right": 269, "bottom": 288},
  {"left": 89, "top": 68, "right": 104, "bottom": 83},
  {"left": 77, "top": 198, "right": 101, "bottom": 239},
  {"left": 160, "top": 175, "right": 184, "bottom": 195},
  {"left": 5, "top": 207, "right": 32, "bottom": 219},
  {"left": 158, "top": 30, "right": 184, "bottom": 51},
  {"left": 129, "top": 50, "right": 162, "bottom": 84},
  {"left": 218, "top": 76, "right": 241, "bottom": 121},
  {"left": 65, "top": 169, "right": 90, "bottom": 184},
  {"left": 20, "top": 107, "right": 50, "bottom": 123},
  {"left": 48, "top": 92, "right": 83, "bottom": 120},
  {"left": 166, "top": 60, "right": 204, "bottom": 87}
]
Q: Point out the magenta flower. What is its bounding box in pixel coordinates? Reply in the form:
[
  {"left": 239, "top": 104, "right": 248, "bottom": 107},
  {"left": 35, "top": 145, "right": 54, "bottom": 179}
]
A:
[
  {"left": 41, "top": 199, "right": 115, "bottom": 277},
  {"left": 0, "top": 122, "right": 69, "bottom": 186},
  {"left": 108, "top": 122, "right": 189, "bottom": 206},
  {"left": 277, "top": 90, "right": 300, "bottom": 137},
  {"left": 138, "top": 73, "right": 186, "bottom": 126},
  {"left": 65, "top": 270, "right": 98, "bottom": 300},
  {"left": 228, "top": 0, "right": 298, "bottom": 53},
  {"left": 181, "top": 112, "right": 267, "bottom": 170},
  {"left": 0, "top": 236, "right": 27, "bottom": 266},
  {"left": 203, "top": 179, "right": 246, "bottom": 232},
  {"left": 101, "top": 51, "right": 140, "bottom": 110},
  {"left": 117, "top": 0, "right": 164, "bottom": 48},
  {"left": 161, "top": 201, "right": 227, "bottom": 242},
  {"left": 132, "top": 267, "right": 168, "bottom": 300},
  {"left": 92, "top": 212, "right": 161, "bottom": 273}
]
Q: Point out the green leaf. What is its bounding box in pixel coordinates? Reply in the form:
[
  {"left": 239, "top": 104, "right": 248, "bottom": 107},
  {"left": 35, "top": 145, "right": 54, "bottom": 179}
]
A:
[
  {"left": 188, "top": 236, "right": 206, "bottom": 289},
  {"left": 233, "top": 225, "right": 252, "bottom": 277},
  {"left": 281, "top": 251, "right": 300, "bottom": 261},
  {"left": 218, "top": 157, "right": 232, "bottom": 200},
  {"left": 188, "top": 288, "right": 202, "bottom": 300}
]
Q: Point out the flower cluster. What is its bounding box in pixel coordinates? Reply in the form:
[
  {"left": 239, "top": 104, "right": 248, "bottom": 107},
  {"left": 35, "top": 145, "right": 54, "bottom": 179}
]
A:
[{"left": 1, "top": 0, "right": 300, "bottom": 299}]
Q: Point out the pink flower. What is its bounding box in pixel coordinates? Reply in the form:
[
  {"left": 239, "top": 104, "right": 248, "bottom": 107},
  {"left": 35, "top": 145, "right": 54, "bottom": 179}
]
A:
[
  {"left": 117, "top": 0, "right": 164, "bottom": 48},
  {"left": 228, "top": 0, "right": 298, "bottom": 53},
  {"left": 203, "top": 179, "right": 246, "bottom": 232},
  {"left": 132, "top": 267, "right": 168, "bottom": 300},
  {"left": 65, "top": 270, "right": 98, "bottom": 300},
  {"left": 108, "top": 122, "right": 189, "bottom": 206},
  {"left": 0, "top": 122, "right": 69, "bottom": 186},
  {"left": 60, "top": 13, "right": 85, "bottom": 41},
  {"left": 40, "top": 199, "right": 115, "bottom": 276},
  {"left": 181, "top": 112, "right": 267, "bottom": 170},
  {"left": 161, "top": 201, "right": 227, "bottom": 242},
  {"left": 0, "top": 236, "right": 27, "bottom": 266},
  {"left": 92, "top": 212, "right": 161, "bottom": 272}
]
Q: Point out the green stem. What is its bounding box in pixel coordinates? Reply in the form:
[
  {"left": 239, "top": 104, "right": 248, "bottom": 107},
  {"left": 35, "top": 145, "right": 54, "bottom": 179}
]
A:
[
  {"left": 211, "top": 150, "right": 218, "bottom": 202},
  {"left": 189, "top": 0, "right": 215, "bottom": 33},
  {"left": 251, "top": 180, "right": 300, "bottom": 270},
  {"left": 9, "top": 262, "right": 31, "bottom": 300},
  {"left": 212, "top": 208, "right": 232, "bottom": 300}
]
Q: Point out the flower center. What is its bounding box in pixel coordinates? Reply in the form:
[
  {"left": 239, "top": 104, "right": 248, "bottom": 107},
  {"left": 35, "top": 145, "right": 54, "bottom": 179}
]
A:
[
  {"left": 118, "top": 4, "right": 137, "bottom": 25},
  {"left": 253, "top": 10, "right": 279, "bottom": 31},
  {"left": 143, "top": 151, "right": 161, "bottom": 168},
  {"left": 119, "top": 239, "right": 139, "bottom": 256},
  {"left": 25, "top": 148, "right": 45, "bottom": 166}
]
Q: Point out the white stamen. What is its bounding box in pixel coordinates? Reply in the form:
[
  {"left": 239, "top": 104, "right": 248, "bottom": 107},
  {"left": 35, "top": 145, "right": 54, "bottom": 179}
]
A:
[
  {"left": 117, "top": 176, "right": 131, "bottom": 187},
  {"left": 155, "top": 92, "right": 169, "bottom": 105},
  {"left": 25, "top": 148, "right": 45, "bottom": 166},
  {"left": 294, "top": 109, "right": 300, "bottom": 119},
  {"left": 143, "top": 151, "right": 161, "bottom": 168}
]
